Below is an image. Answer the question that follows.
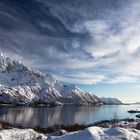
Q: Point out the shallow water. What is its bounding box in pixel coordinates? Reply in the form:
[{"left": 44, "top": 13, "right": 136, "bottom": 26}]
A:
[{"left": 0, "top": 105, "right": 139, "bottom": 128}]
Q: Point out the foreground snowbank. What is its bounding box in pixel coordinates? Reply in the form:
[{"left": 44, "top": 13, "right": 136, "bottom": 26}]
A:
[
  {"left": 0, "top": 128, "right": 47, "bottom": 140},
  {"left": 50, "top": 126, "right": 140, "bottom": 140},
  {"left": 0, "top": 126, "right": 140, "bottom": 140}
]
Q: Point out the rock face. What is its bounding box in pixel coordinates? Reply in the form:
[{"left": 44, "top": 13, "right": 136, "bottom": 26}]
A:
[
  {"left": 100, "top": 97, "right": 123, "bottom": 105},
  {"left": 0, "top": 53, "right": 101, "bottom": 105}
]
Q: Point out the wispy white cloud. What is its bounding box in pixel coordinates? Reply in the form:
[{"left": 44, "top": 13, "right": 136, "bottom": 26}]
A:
[
  {"left": 54, "top": 72, "right": 106, "bottom": 84},
  {"left": 107, "top": 76, "right": 138, "bottom": 84},
  {"left": 68, "top": 0, "right": 140, "bottom": 84}
]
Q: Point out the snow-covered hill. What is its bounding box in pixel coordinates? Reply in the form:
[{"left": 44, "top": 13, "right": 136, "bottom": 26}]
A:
[
  {"left": 0, "top": 52, "right": 101, "bottom": 105},
  {"left": 100, "top": 97, "right": 123, "bottom": 105},
  {"left": 0, "top": 126, "right": 140, "bottom": 140},
  {"left": 50, "top": 126, "right": 140, "bottom": 140}
]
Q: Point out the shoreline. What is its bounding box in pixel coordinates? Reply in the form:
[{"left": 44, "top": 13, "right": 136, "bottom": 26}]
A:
[
  {"left": 0, "top": 102, "right": 130, "bottom": 108},
  {"left": 0, "top": 118, "right": 139, "bottom": 134}
]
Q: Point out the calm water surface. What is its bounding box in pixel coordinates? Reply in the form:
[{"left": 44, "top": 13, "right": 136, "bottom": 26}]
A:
[{"left": 0, "top": 105, "right": 139, "bottom": 128}]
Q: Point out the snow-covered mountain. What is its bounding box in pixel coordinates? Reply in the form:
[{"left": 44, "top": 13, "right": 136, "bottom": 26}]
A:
[
  {"left": 100, "top": 97, "right": 123, "bottom": 105},
  {"left": 0, "top": 52, "right": 101, "bottom": 105}
]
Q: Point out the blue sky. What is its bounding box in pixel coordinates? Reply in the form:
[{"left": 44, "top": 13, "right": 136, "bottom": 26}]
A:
[
  {"left": 78, "top": 83, "right": 140, "bottom": 103},
  {"left": 0, "top": 0, "right": 140, "bottom": 103}
]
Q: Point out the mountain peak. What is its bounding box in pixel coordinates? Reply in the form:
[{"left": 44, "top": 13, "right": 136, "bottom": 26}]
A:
[{"left": 0, "top": 52, "right": 7, "bottom": 60}]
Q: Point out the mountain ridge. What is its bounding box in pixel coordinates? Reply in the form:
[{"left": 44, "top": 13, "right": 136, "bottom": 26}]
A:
[{"left": 0, "top": 52, "right": 101, "bottom": 106}]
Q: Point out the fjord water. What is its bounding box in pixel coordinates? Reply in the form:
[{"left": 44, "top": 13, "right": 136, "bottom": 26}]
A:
[{"left": 0, "top": 105, "right": 139, "bottom": 128}]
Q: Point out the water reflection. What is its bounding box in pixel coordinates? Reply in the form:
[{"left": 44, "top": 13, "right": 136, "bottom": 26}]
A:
[{"left": 0, "top": 105, "right": 138, "bottom": 128}]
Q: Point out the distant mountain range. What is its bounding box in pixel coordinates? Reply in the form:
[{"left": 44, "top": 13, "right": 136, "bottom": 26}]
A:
[
  {"left": 0, "top": 52, "right": 102, "bottom": 106},
  {"left": 100, "top": 97, "right": 123, "bottom": 105}
]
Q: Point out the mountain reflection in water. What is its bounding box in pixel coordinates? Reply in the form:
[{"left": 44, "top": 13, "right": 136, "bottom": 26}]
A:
[{"left": 0, "top": 105, "right": 138, "bottom": 128}]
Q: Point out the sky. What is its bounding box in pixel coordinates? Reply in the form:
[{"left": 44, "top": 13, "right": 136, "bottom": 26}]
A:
[{"left": 0, "top": 0, "right": 140, "bottom": 103}]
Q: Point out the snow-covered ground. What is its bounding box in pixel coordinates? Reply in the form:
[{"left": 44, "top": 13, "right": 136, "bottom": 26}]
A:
[
  {"left": 50, "top": 126, "right": 140, "bottom": 140},
  {"left": 0, "top": 128, "right": 47, "bottom": 140},
  {"left": 0, "top": 125, "right": 140, "bottom": 140}
]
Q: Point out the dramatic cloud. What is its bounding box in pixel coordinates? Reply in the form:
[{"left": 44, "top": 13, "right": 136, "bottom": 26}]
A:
[{"left": 0, "top": 0, "right": 140, "bottom": 84}]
